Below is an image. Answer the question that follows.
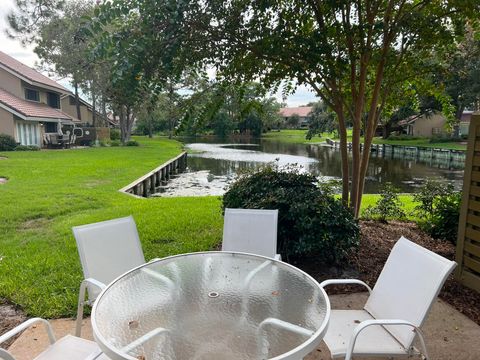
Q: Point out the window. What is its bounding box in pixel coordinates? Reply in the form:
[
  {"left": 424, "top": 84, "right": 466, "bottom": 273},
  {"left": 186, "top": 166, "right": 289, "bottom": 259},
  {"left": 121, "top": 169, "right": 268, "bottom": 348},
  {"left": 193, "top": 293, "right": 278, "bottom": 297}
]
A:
[
  {"left": 44, "top": 122, "right": 57, "bottom": 133},
  {"left": 25, "top": 88, "right": 39, "bottom": 102},
  {"left": 47, "top": 92, "right": 60, "bottom": 109}
]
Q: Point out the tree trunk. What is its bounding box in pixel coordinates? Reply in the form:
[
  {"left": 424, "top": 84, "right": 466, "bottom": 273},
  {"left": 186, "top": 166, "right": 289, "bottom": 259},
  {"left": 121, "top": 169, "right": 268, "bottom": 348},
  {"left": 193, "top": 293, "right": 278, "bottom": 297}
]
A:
[
  {"left": 91, "top": 81, "right": 97, "bottom": 127},
  {"left": 74, "top": 81, "right": 82, "bottom": 121},
  {"left": 335, "top": 107, "right": 349, "bottom": 207}
]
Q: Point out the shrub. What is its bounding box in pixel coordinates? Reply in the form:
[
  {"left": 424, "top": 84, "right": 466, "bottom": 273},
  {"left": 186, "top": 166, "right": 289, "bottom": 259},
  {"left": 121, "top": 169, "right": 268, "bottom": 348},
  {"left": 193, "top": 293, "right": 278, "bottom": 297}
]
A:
[
  {"left": 428, "top": 192, "right": 461, "bottom": 244},
  {"left": 110, "top": 140, "right": 121, "bottom": 147},
  {"left": 0, "top": 134, "right": 17, "bottom": 151},
  {"left": 14, "top": 145, "right": 40, "bottom": 151},
  {"left": 413, "top": 179, "right": 452, "bottom": 215},
  {"left": 414, "top": 179, "right": 460, "bottom": 244},
  {"left": 222, "top": 164, "right": 359, "bottom": 263},
  {"left": 125, "top": 140, "right": 139, "bottom": 146},
  {"left": 110, "top": 129, "right": 120, "bottom": 141},
  {"left": 363, "top": 183, "right": 405, "bottom": 223}
]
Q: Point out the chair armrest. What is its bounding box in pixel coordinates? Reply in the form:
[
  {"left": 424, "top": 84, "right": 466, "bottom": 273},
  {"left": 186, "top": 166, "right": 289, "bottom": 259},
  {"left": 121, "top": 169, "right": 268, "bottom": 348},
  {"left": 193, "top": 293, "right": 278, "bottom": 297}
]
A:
[
  {"left": 319, "top": 279, "right": 372, "bottom": 294},
  {"left": 345, "top": 319, "right": 429, "bottom": 360},
  {"left": 0, "top": 318, "right": 56, "bottom": 346},
  {"left": 83, "top": 278, "right": 107, "bottom": 291},
  {"left": 274, "top": 254, "right": 282, "bottom": 261}
]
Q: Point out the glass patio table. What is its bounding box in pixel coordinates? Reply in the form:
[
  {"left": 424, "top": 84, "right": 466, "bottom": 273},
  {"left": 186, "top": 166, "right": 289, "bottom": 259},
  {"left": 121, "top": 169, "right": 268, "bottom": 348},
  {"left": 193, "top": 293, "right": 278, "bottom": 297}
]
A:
[{"left": 92, "top": 251, "right": 330, "bottom": 360}]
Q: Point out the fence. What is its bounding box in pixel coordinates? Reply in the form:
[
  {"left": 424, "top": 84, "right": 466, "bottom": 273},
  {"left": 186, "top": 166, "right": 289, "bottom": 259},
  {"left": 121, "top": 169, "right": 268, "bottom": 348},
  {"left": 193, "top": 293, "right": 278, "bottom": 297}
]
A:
[
  {"left": 119, "top": 152, "right": 187, "bottom": 198},
  {"left": 456, "top": 113, "right": 480, "bottom": 293}
]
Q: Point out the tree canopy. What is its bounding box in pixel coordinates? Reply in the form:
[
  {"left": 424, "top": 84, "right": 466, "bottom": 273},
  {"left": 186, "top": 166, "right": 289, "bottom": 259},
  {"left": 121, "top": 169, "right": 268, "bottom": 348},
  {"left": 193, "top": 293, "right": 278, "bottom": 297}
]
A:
[{"left": 87, "top": 0, "right": 479, "bottom": 216}]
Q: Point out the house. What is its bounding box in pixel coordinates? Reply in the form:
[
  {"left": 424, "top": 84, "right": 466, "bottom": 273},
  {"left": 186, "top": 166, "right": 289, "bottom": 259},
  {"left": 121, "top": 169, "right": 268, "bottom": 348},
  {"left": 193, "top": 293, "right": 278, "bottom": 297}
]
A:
[
  {"left": 278, "top": 106, "right": 313, "bottom": 128},
  {"left": 399, "top": 111, "right": 473, "bottom": 137},
  {"left": 0, "top": 51, "right": 105, "bottom": 147},
  {"left": 60, "top": 94, "right": 108, "bottom": 127}
]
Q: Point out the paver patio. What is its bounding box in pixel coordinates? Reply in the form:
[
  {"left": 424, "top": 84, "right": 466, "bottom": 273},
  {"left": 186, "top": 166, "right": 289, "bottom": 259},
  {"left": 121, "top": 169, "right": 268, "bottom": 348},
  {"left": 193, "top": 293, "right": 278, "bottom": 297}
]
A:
[{"left": 8, "top": 293, "right": 480, "bottom": 359}]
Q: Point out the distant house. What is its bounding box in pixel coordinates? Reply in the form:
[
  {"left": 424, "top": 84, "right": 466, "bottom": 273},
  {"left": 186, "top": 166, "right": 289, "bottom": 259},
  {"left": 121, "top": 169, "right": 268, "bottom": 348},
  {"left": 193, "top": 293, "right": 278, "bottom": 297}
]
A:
[
  {"left": 398, "top": 111, "right": 473, "bottom": 137},
  {"left": 278, "top": 106, "right": 313, "bottom": 128},
  {"left": 0, "top": 51, "right": 78, "bottom": 146}
]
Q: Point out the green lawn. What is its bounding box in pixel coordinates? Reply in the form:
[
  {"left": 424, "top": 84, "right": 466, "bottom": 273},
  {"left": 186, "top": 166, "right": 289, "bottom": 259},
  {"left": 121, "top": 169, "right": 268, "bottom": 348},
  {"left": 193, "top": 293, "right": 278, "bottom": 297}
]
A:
[
  {"left": 263, "top": 129, "right": 466, "bottom": 150},
  {"left": 262, "top": 129, "right": 330, "bottom": 144},
  {"left": 0, "top": 136, "right": 417, "bottom": 318},
  {"left": 0, "top": 137, "right": 223, "bottom": 318}
]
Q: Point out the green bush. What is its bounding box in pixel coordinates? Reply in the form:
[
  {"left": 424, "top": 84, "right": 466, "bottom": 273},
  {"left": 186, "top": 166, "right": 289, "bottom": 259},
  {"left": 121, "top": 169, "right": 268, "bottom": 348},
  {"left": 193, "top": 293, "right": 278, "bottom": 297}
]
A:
[
  {"left": 110, "top": 129, "right": 120, "bottom": 141},
  {"left": 222, "top": 165, "right": 359, "bottom": 263},
  {"left": 110, "top": 140, "right": 121, "bottom": 147},
  {"left": 125, "top": 140, "right": 140, "bottom": 146},
  {"left": 14, "top": 145, "right": 40, "bottom": 151},
  {"left": 429, "top": 193, "right": 461, "bottom": 243},
  {"left": 414, "top": 180, "right": 460, "bottom": 244},
  {"left": 363, "top": 183, "right": 405, "bottom": 222},
  {"left": 0, "top": 134, "right": 17, "bottom": 151}
]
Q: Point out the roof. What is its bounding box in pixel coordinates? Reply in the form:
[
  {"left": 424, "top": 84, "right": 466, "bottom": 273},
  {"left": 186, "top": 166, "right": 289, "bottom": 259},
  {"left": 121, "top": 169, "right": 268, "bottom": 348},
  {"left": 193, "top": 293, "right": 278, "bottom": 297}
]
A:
[
  {"left": 279, "top": 106, "right": 313, "bottom": 118},
  {"left": 0, "top": 88, "right": 73, "bottom": 121},
  {"left": 0, "top": 51, "right": 70, "bottom": 94}
]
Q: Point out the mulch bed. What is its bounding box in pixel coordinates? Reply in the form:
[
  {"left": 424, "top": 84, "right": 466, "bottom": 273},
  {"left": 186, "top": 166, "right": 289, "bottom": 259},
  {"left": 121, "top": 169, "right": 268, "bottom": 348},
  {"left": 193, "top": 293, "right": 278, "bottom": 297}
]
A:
[
  {"left": 0, "top": 299, "right": 26, "bottom": 348},
  {"left": 292, "top": 220, "right": 480, "bottom": 325}
]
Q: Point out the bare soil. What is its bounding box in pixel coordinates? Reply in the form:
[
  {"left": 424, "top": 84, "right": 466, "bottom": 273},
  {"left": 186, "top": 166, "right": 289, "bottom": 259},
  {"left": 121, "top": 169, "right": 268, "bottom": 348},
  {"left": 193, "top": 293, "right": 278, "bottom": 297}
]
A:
[
  {"left": 0, "top": 178, "right": 7, "bottom": 184},
  {"left": 292, "top": 220, "right": 480, "bottom": 325},
  {"left": 0, "top": 299, "right": 26, "bottom": 347}
]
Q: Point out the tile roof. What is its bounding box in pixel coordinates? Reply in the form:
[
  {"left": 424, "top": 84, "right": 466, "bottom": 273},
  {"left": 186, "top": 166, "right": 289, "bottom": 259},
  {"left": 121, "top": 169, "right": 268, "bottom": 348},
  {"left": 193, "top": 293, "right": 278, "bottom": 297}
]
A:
[
  {"left": 0, "top": 51, "right": 70, "bottom": 93},
  {"left": 279, "top": 106, "right": 313, "bottom": 118},
  {"left": 0, "top": 88, "right": 72, "bottom": 120}
]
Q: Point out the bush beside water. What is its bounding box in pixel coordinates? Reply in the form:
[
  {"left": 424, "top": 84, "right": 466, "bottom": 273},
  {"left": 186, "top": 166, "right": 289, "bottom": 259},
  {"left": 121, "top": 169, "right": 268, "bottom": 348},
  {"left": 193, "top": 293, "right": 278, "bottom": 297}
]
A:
[{"left": 222, "top": 165, "right": 359, "bottom": 263}]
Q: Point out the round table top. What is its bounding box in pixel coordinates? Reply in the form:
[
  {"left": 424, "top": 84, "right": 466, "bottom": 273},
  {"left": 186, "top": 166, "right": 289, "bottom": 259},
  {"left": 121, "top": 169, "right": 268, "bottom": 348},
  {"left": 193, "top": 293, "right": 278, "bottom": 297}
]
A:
[{"left": 92, "top": 251, "right": 330, "bottom": 360}]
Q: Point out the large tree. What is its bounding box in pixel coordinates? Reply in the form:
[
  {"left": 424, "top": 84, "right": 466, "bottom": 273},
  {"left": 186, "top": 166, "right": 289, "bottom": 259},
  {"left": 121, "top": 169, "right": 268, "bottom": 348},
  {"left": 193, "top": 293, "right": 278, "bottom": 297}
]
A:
[{"left": 90, "top": 0, "right": 479, "bottom": 216}]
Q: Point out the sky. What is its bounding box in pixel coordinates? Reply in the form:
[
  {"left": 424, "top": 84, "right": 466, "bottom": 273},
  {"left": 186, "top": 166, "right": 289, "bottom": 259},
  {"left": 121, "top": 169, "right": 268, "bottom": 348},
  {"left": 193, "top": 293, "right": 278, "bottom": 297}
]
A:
[{"left": 0, "top": 0, "right": 318, "bottom": 107}]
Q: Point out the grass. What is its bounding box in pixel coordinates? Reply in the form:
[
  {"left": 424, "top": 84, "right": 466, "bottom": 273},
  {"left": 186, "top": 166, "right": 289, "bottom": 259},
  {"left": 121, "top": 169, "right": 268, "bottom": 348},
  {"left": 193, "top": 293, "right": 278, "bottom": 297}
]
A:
[
  {"left": 0, "top": 136, "right": 418, "bottom": 318},
  {"left": 372, "top": 137, "right": 466, "bottom": 150},
  {"left": 263, "top": 129, "right": 467, "bottom": 150},
  {"left": 262, "top": 129, "right": 331, "bottom": 144},
  {"left": 360, "top": 194, "right": 418, "bottom": 220},
  {"left": 0, "top": 137, "right": 223, "bottom": 318}
]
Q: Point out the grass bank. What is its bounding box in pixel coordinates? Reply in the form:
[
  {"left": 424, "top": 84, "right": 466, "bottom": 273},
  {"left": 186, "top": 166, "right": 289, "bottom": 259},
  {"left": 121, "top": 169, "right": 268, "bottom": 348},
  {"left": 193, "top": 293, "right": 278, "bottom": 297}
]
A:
[
  {"left": 0, "top": 137, "right": 222, "bottom": 318},
  {"left": 263, "top": 129, "right": 467, "bottom": 150}
]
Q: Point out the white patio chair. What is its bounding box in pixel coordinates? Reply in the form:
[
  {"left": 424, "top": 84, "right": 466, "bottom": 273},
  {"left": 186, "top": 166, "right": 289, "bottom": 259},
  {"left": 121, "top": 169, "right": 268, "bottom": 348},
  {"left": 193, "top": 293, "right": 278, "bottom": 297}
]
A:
[
  {"left": 222, "top": 208, "right": 281, "bottom": 260},
  {"left": 73, "top": 216, "right": 146, "bottom": 337},
  {"left": 0, "top": 318, "right": 108, "bottom": 360},
  {"left": 320, "top": 236, "right": 456, "bottom": 360}
]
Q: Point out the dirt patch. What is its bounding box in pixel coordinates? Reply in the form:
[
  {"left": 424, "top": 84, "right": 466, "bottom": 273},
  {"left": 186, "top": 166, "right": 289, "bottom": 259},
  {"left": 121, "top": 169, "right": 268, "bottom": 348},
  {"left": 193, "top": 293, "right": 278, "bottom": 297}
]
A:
[
  {"left": 19, "top": 217, "right": 52, "bottom": 231},
  {"left": 293, "top": 220, "right": 480, "bottom": 325},
  {"left": 0, "top": 177, "right": 7, "bottom": 184},
  {"left": 0, "top": 157, "right": 7, "bottom": 160},
  {"left": 0, "top": 299, "right": 26, "bottom": 347}
]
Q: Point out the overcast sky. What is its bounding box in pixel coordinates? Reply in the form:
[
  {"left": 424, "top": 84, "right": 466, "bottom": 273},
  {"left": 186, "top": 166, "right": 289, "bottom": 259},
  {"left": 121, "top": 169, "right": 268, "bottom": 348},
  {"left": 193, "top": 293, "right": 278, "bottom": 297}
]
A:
[{"left": 0, "top": 0, "right": 317, "bottom": 107}]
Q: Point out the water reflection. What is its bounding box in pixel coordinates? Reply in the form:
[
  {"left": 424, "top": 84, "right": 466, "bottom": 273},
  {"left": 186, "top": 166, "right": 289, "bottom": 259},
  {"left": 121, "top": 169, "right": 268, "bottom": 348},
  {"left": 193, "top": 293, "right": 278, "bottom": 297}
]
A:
[{"left": 158, "top": 137, "right": 464, "bottom": 197}]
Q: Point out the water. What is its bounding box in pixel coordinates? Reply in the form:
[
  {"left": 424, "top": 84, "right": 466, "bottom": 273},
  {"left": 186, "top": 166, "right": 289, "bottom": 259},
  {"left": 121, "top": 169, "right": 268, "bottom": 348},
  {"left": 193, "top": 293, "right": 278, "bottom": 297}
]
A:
[{"left": 155, "top": 137, "right": 464, "bottom": 196}]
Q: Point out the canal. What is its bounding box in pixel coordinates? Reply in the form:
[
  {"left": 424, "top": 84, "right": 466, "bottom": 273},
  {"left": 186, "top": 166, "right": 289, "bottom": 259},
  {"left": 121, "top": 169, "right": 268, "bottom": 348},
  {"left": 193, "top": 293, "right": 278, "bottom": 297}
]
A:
[{"left": 155, "top": 137, "right": 465, "bottom": 197}]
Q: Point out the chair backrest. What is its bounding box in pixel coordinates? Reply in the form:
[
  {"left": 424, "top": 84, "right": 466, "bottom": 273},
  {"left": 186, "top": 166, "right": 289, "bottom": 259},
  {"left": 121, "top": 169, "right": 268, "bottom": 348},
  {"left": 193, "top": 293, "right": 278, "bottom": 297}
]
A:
[
  {"left": 73, "top": 216, "right": 145, "bottom": 299},
  {"left": 364, "top": 236, "right": 456, "bottom": 349},
  {"left": 222, "top": 208, "right": 278, "bottom": 258},
  {"left": 49, "top": 134, "right": 58, "bottom": 145}
]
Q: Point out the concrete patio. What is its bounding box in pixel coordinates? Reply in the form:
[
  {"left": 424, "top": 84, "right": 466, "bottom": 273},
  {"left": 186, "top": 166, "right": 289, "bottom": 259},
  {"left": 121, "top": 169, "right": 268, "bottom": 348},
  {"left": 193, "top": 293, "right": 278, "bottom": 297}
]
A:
[{"left": 8, "top": 293, "right": 480, "bottom": 359}]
